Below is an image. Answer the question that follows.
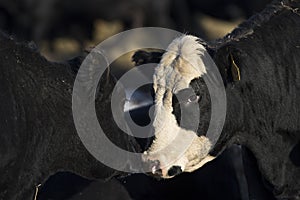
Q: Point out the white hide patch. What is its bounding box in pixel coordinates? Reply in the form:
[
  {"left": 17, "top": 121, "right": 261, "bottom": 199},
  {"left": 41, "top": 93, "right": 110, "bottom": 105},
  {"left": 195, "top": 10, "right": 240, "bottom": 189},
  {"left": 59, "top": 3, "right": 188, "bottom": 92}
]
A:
[{"left": 143, "top": 35, "right": 215, "bottom": 178}]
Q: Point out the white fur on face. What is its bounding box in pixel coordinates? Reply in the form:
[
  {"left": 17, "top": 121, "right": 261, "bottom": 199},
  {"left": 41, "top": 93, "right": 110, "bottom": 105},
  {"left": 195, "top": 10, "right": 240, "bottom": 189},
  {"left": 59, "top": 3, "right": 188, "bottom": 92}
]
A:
[{"left": 143, "top": 35, "right": 215, "bottom": 178}]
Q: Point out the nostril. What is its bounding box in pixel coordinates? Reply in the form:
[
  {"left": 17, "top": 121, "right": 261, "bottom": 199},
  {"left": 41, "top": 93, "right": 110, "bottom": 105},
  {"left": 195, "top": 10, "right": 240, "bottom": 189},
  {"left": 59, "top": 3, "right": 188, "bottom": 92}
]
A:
[
  {"left": 145, "top": 159, "right": 162, "bottom": 178},
  {"left": 150, "top": 160, "right": 160, "bottom": 173},
  {"left": 153, "top": 168, "right": 163, "bottom": 176},
  {"left": 145, "top": 159, "right": 162, "bottom": 176},
  {"left": 167, "top": 165, "right": 182, "bottom": 176}
]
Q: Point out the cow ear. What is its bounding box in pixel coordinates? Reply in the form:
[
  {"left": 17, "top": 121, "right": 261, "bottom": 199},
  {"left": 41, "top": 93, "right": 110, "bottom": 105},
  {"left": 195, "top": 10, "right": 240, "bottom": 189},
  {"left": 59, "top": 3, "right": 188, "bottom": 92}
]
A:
[{"left": 132, "top": 50, "right": 165, "bottom": 66}]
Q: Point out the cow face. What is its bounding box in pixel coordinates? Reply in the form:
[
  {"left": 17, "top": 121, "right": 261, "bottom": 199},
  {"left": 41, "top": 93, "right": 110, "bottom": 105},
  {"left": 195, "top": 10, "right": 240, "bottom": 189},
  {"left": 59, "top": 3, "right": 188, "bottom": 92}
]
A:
[{"left": 142, "top": 35, "right": 215, "bottom": 178}]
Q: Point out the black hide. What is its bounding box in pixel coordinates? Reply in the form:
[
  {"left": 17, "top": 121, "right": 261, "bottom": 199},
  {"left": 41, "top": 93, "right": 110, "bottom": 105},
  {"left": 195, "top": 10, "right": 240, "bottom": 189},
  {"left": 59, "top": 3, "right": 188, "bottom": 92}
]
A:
[
  {"left": 0, "top": 31, "right": 139, "bottom": 200},
  {"left": 211, "top": 0, "right": 300, "bottom": 198}
]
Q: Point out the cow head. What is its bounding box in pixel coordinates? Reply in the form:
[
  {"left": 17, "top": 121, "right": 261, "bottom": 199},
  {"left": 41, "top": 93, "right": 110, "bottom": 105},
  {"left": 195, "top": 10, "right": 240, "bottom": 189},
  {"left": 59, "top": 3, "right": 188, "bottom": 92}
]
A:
[{"left": 141, "top": 35, "right": 216, "bottom": 178}]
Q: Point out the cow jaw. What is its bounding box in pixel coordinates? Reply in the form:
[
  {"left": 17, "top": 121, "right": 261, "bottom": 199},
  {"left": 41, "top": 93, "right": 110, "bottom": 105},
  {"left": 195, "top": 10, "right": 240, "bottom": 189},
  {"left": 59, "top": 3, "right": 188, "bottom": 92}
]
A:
[{"left": 143, "top": 35, "right": 215, "bottom": 178}]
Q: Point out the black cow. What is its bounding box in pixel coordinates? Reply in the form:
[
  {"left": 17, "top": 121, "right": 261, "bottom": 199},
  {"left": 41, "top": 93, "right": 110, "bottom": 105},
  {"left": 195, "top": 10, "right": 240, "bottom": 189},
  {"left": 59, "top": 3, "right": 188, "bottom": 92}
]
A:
[
  {"left": 133, "top": 0, "right": 300, "bottom": 199},
  {"left": 0, "top": 31, "right": 139, "bottom": 200}
]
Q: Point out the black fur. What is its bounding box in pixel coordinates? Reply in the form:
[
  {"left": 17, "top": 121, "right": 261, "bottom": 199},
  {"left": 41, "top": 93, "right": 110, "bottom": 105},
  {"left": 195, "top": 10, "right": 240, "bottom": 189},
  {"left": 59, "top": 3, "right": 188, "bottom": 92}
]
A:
[
  {"left": 210, "top": 0, "right": 300, "bottom": 198},
  {"left": 171, "top": 78, "right": 211, "bottom": 136},
  {"left": 0, "top": 31, "right": 139, "bottom": 200},
  {"left": 289, "top": 142, "right": 300, "bottom": 167},
  {"left": 132, "top": 50, "right": 165, "bottom": 66}
]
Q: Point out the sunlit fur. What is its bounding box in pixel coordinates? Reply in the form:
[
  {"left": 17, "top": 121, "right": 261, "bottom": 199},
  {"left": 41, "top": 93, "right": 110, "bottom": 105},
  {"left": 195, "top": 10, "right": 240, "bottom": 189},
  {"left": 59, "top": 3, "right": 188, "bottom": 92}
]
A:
[{"left": 143, "top": 35, "right": 215, "bottom": 178}]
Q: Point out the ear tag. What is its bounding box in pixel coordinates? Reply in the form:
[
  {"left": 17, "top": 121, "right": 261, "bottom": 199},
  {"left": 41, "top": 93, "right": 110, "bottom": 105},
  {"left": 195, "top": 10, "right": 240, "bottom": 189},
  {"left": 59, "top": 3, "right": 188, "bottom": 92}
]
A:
[{"left": 230, "top": 53, "right": 241, "bottom": 81}]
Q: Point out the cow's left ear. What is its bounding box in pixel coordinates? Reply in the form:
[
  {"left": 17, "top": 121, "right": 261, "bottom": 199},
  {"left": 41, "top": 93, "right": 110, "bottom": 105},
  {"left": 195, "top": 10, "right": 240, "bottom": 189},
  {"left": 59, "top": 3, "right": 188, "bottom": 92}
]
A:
[
  {"left": 132, "top": 50, "right": 165, "bottom": 66},
  {"left": 212, "top": 47, "right": 241, "bottom": 85}
]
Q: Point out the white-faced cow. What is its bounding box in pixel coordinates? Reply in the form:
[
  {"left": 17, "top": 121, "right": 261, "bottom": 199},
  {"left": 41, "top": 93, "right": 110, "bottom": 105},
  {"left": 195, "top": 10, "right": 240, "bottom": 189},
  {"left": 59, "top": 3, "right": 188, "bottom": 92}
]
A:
[
  {"left": 0, "top": 31, "right": 139, "bottom": 200},
  {"left": 133, "top": 0, "right": 300, "bottom": 199}
]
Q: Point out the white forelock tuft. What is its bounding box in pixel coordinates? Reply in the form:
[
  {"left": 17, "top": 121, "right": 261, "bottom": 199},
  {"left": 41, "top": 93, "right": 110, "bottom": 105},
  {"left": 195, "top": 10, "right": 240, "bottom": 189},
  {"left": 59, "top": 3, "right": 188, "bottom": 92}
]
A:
[
  {"left": 165, "top": 35, "right": 207, "bottom": 76},
  {"left": 154, "top": 35, "right": 207, "bottom": 95}
]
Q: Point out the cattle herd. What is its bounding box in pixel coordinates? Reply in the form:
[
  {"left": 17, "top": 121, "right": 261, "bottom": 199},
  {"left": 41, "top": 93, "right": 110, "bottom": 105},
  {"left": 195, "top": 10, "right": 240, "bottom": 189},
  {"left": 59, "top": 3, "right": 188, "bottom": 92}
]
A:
[{"left": 0, "top": 0, "right": 300, "bottom": 200}]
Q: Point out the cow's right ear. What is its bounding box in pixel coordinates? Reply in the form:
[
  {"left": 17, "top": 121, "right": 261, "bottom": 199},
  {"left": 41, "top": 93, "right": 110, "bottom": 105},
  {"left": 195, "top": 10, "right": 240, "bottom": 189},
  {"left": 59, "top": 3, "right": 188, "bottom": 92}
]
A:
[{"left": 132, "top": 50, "right": 165, "bottom": 66}]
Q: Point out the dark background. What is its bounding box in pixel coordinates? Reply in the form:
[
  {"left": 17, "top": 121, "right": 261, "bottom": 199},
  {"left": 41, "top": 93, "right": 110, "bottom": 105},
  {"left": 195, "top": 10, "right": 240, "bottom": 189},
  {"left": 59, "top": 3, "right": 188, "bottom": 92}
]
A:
[{"left": 0, "top": 0, "right": 271, "bottom": 61}]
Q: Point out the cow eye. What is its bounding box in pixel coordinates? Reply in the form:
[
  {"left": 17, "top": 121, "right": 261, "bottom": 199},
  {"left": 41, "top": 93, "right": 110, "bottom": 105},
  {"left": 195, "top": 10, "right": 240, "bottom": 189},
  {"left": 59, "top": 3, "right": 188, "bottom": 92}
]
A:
[{"left": 187, "top": 94, "right": 199, "bottom": 103}]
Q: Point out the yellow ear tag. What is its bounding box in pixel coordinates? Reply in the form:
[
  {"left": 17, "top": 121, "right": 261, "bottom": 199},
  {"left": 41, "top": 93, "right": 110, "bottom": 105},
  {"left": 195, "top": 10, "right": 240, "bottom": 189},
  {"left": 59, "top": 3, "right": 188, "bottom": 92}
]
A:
[
  {"left": 33, "top": 184, "right": 41, "bottom": 200},
  {"left": 230, "top": 53, "right": 241, "bottom": 81}
]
